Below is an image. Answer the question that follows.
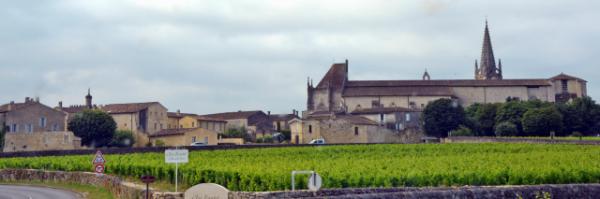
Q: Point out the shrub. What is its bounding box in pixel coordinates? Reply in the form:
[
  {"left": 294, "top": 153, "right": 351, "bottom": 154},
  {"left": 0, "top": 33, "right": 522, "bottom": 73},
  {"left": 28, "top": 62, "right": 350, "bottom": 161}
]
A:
[
  {"left": 522, "top": 107, "right": 563, "bottom": 136},
  {"left": 449, "top": 126, "right": 474, "bottom": 136},
  {"left": 110, "top": 130, "right": 136, "bottom": 147},
  {"left": 154, "top": 140, "right": 165, "bottom": 147},
  {"left": 422, "top": 99, "right": 466, "bottom": 138},
  {"left": 495, "top": 122, "right": 518, "bottom": 137}
]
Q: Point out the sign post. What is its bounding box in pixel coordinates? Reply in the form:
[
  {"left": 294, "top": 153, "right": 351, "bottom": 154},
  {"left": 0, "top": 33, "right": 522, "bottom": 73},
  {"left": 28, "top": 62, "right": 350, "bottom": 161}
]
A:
[
  {"left": 291, "top": 170, "right": 322, "bottom": 191},
  {"left": 141, "top": 175, "right": 156, "bottom": 199},
  {"left": 165, "top": 148, "right": 188, "bottom": 192},
  {"left": 92, "top": 150, "right": 106, "bottom": 176}
]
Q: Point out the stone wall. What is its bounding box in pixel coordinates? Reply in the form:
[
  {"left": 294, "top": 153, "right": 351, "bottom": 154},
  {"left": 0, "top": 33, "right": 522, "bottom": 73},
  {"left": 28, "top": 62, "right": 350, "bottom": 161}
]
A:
[
  {"left": 3, "top": 131, "right": 84, "bottom": 152},
  {"left": 229, "top": 184, "right": 600, "bottom": 199},
  {"left": 444, "top": 136, "right": 600, "bottom": 145},
  {"left": 0, "top": 169, "right": 182, "bottom": 199}
]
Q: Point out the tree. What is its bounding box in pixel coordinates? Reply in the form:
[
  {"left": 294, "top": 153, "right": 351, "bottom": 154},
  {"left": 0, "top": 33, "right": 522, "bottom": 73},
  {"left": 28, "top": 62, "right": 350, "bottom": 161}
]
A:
[
  {"left": 110, "top": 130, "right": 136, "bottom": 147},
  {"left": 556, "top": 103, "right": 584, "bottom": 136},
  {"left": 68, "top": 110, "right": 116, "bottom": 147},
  {"left": 449, "top": 125, "right": 474, "bottom": 136},
  {"left": 495, "top": 101, "right": 528, "bottom": 135},
  {"left": 472, "top": 103, "right": 500, "bottom": 136},
  {"left": 569, "top": 97, "right": 600, "bottom": 135},
  {"left": 522, "top": 106, "right": 563, "bottom": 136},
  {"left": 422, "top": 98, "right": 466, "bottom": 138},
  {"left": 495, "top": 122, "right": 518, "bottom": 137}
]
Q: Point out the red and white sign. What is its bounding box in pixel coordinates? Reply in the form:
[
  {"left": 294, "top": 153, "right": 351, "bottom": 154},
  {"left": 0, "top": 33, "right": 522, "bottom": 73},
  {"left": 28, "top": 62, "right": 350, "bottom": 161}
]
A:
[
  {"left": 94, "top": 164, "right": 105, "bottom": 174},
  {"left": 93, "top": 150, "right": 106, "bottom": 164}
]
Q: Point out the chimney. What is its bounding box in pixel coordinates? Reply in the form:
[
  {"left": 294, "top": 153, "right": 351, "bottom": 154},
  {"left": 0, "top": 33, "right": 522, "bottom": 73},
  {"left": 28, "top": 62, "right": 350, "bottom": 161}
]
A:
[
  {"left": 267, "top": 111, "right": 271, "bottom": 116},
  {"left": 58, "top": 101, "right": 63, "bottom": 109},
  {"left": 35, "top": 97, "right": 40, "bottom": 103},
  {"left": 177, "top": 109, "right": 181, "bottom": 115},
  {"left": 25, "top": 97, "right": 30, "bottom": 103},
  {"left": 8, "top": 101, "right": 14, "bottom": 111}
]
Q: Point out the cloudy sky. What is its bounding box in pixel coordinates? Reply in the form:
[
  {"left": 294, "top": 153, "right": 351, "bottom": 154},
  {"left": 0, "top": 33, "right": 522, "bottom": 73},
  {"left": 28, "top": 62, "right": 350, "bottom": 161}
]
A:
[{"left": 1, "top": 0, "right": 598, "bottom": 114}]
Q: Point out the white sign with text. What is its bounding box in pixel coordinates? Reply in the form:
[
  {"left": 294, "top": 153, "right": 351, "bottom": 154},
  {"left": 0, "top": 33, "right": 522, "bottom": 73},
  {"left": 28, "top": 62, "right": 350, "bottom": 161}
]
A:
[{"left": 165, "top": 149, "right": 189, "bottom": 163}]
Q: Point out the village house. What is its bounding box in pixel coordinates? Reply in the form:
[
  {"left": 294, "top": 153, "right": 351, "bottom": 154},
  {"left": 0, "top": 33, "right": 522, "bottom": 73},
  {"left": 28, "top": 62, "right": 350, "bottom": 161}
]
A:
[
  {"left": 270, "top": 110, "right": 300, "bottom": 132},
  {"left": 1, "top": 97, "right": 82, "bottom": 152},
  {"left": 200, "top": 110, "right": 273, "bottom": 138},
  {"left": 100, "top": 102, "right": 168, "bottom": 147},
  {"left": 167, "top": 110, "right": 227, "bottom": 134},
  {"left": 148, "top": 128, "right": 218, "bottom": 147},
  {"left": 294, "top": 22, "right": 587, "bottom": 144}
]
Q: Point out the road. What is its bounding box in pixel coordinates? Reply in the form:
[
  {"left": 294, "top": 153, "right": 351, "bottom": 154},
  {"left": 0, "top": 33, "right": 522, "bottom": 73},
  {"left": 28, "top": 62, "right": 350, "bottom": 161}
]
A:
[{"left": 0, "top": 185, "right": 79, "bottom": 199}]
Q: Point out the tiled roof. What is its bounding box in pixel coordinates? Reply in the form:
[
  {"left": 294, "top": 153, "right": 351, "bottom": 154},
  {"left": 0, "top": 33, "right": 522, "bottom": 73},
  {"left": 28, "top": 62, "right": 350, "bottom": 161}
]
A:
[
  {"left": 101, "top": 102, "right": 159, "bottom": 114},
  {"left": 0, "top": 102, "right": 29, "bottom": 113},
  {"left": 200, "top": 110, "right": 263, "bottom": 120},
  {"left": 149, "top": 128, "right": 200, "bottom": 137},
  {"left": 343, "top": 86, "right": 453, "bottom": 97},
  {"left": 59, "top": 106, "right": 89, "bottom": 114},
  {"left": 337, "top": 115, "right": 378, "bottom": 126},
  {"left": 346, "top": 79, "right": 552, "bottom": 87},
  {"left": 550, "top": 73, "right": 586, "bottom": 82},
  {"left": 270, "top": 114, "right": 300, "bottom": 122},
  {"left": 167, "top": 112, "right": 198, "bottom": 118},
  {"left": 351, "top": 107, "right": 417, "bottom": 114},
  {"left": 196, "top": 116, "right": 227, "bottom": 123},
  {"left": 316, "top": 63, "right": 347, "bottom": 90}
]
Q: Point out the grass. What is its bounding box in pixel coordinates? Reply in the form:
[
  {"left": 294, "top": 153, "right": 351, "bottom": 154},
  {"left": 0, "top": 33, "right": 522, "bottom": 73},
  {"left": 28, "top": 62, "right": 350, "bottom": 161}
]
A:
[
  {"left": 498, "top": 136, "right": 600, "bottom": 141},
  {"left": 0, "top": 180, "right": 114, "bottom": 199}
]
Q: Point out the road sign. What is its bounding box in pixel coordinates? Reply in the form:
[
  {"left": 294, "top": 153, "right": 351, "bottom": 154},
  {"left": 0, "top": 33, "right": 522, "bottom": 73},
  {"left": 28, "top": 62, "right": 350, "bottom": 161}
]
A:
[
  {"left": 94, "top": 164, "right": 105, "bottom": 174},
  {"left": 141, "top": 175, "right": 156, "bottom": 184},
  {"left": 165, "top": 149, "right": 189, "bottom": 163},
  {"left": 308, "top": 173, "right": 322, "bottom": 191},
  {"left": 93, "top": 150, "right": 106, "bottom": 164}
]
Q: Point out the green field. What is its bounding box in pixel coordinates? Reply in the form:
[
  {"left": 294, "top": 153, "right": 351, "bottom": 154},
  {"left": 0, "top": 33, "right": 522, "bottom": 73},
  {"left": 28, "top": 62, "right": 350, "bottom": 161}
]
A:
[{"left": 0, "top": 143, "right": 599, "bottom": 191}]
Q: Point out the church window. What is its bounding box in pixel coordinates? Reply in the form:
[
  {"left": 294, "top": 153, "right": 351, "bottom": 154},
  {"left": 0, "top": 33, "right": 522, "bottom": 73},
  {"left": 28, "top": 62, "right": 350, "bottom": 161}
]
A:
[
  {"left": 561, "top": 80, "right": 568, "bottom": 92},
  {"left": 354, "top": 127, "right": 359, "bottom": 135},
  {"left": 308, "top": 125, "right": 312, "bottom": 133}
]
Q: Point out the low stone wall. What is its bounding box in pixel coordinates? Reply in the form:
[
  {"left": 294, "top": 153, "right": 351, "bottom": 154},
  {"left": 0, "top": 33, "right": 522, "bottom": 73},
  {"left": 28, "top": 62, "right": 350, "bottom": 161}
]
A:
[
  {"left": 444, "top": 136, "right": 600, "bottom": 145},
  {"left": 230, "top": 184, "right": 600, "bottom": 199},
  {"left": 0, "top": 169, "right": 182, "bottom": 199}
]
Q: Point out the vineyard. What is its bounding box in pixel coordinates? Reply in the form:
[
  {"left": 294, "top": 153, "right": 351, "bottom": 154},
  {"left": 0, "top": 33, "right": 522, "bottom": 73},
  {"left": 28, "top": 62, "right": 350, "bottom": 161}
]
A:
[{"left": 0, "top": 143, "right": 599, "bottom": 191}]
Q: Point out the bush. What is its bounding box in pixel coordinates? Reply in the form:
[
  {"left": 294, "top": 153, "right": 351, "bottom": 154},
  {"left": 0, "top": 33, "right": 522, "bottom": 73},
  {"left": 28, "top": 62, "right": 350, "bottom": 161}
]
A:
[
  {"left": 422, "top": 99, "right": 466, "bottom": 138},
  {"left": 256, "top": 135, "right": 274, "bottom": 143},
  {"left": 495, "top": 122, "right": 518, "bottom": 137},
  {"left": 68, "top": 110, "right": 117, "bottom": 147},
  {"left": 466, "top": 103, "right": 500, "bottom": 136},
  {"left": 110, "top": 130, "right": 136, "bottom": 147},
  {"left": 522, "top": 107, "right": 563, "bottom": 136},
  {"left": 154, "top": 140, "right": 165, "bottom": 147},
  {"left": 449, "top": 126, "right": 474, "bottom": 136}
]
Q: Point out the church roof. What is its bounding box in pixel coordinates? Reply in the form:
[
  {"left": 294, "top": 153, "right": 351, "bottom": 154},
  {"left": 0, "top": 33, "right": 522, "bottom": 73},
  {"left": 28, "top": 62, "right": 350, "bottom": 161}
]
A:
[
  {"left": 343, "top": 86, "right": 453, "bottom": 97},
  {"left": 550, "top": 73, "right": 587, "bottom": 82},
  {"left": 346, "top": 79, "right": 551, "bottom": 87},
  {"left": 479, "top": 20, "right": 497, "bottom": 76},
  {"left": 351, "top": 107, "right": 417, "bottom": 114},
  {"left": 200, "top": 110, "right": 264, "bottom": 120},
  {"left": 316, "top": 62, "right": 347, "bottom": 90}
]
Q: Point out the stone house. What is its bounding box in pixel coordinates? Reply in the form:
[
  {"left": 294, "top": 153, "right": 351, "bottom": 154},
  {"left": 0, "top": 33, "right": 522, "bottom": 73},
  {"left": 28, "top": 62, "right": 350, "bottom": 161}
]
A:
[
  {"left": 100, "top": 102, "right": 168, "bottom": 147},
  {"left": 167, "top": 110, "right": 227, "bottom": 134},
  {"left": 1, "top": 97, "right": 82, "bottom": 152},
  {"left": 148, "top": 128, "right": 218, "bottom": 147},
  {"left": 270, "top": 110, "right": 300, "bottom": 132},
  {"left": 200, "top": 110, "right": 273, "bottom": 138},
  {"left": 550, "top": 73, "right": 588, "bottom": 103}
]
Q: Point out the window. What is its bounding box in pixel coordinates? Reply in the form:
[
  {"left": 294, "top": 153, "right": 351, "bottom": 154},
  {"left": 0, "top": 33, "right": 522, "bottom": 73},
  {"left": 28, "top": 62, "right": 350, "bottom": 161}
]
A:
[
  {"left": 561, "top": 80, "right": 568, "bottom": 92},
  {"left": 52, "top": 124, "right": 59, "bottom": 131},
  {"left": 11, "top": 124, "right": 17, "bottom": 132},
  {"left": 39, "top": 117, "right": 46, "bottom": 128},
  {"left": 409, "top": 101, "right": 416, "bottom": 109},
  {"left": 277, "top": 122, "right": 281, "bottom": 131},
  {"left": 308, "top": 125, "right": 312, "bottom": 133},
  {"left": 26, "top": 124, "right": 33, "bottom": 133},
  {"left": 204, "top": 136, "right": 208, "bottom": 144},
  {"left": 380, "top": 114, "right": 385, "bottom": 124},
  {"left": 192, "top": 136, "right": 196, "bottom": 142},
  {"left": 154, "top": 123, "right": 157, "bottom": 130},
  {"left": 354, "top": 127, "right": 359, "bottom": 135},
  {"left": 405, "top": 113, "right": 411, "bottom": 122},
  {"left": 371, "top": 100, "right": 381, "bottom": 108},
  {"left": 160, "top": 123, "right": 163, "bottom": 129},
  {"left": 192, "top": 122, "right": 195, "bottom": 127}
]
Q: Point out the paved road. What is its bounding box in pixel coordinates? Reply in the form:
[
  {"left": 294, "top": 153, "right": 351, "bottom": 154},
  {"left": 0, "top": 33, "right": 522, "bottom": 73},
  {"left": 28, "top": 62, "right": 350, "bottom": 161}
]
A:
[{"left": 0, "top": 185, "right": 79, "bottom": 199}]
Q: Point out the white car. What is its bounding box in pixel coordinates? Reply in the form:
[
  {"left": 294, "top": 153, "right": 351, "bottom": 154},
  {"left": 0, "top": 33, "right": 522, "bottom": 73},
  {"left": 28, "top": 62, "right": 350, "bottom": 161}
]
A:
[
  {"left": 309, "top": 139, "right": 326, "bottom": 145},
  {"left": 190, "top": 142, "right": 207, "bottom": 147}
]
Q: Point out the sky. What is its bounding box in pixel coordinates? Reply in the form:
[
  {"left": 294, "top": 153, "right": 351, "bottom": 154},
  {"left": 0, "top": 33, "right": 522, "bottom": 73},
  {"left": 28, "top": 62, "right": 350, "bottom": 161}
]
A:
[{"left": 1, "top": 0, "right": 599, "bottom": 115}]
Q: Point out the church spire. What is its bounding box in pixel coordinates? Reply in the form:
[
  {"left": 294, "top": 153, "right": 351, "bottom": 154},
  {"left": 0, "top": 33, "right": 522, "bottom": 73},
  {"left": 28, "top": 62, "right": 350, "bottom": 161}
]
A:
[{"left": 475, "top": 19, "right": 502, "bottom": 80}]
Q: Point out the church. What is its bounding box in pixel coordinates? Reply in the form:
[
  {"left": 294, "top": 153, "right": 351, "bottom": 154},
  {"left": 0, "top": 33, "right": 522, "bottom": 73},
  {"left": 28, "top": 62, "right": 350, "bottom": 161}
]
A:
[{"left": 290, "top": 22, "right": 588, "bottom": 144}]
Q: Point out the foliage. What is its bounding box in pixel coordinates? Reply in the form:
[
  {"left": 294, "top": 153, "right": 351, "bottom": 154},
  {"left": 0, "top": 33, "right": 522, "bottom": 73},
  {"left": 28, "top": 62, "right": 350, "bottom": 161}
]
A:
[
  {"left": 222, "top": 127, "right": 246, "bottom": 138},
  {"left": 495, "top": 101, "right": 528, "bottom": 135},
  {"left": 466, "top": 103, "right": 499, "bottom": 136},
  {"left": 256, "top": 135, "right": 273, "bottom": 143},
  {"left": 569, "top": 97, "right": 600, "bottom": 135},
  {"left": 154, "top": 140, "right": 165, "bottom": 147},
  {"left": 422, "top": 99, "right": 466, "bottom": 138},
  {"left": 110, "top": 130, "right": 136, "bottom": 148},
  {"left": 522, "top": 107, "right": 563, "bottom": 136},
  {"left": 449, "top": 125, "right": 474, "bottom": 136},
  {"left": 0, "top": 129, "right": 4, "bottom": 151},
  {"left": 0, "top": 144, "right": 599, "bottom": 191},
  {"left": 495, "top": 122, "right": 518, "bottom": 137},
  {"left": 67, "top": 110, "right": 116, "bottom": 148}
]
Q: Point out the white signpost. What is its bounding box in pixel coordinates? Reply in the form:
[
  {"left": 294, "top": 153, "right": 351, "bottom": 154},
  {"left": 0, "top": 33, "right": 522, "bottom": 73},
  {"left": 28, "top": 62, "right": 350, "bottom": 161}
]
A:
[
  {"left": 291, "top": 170, "right": 322, "bottom": 191},
  {"left": 165, "top": 149, "right": 189, "bottom": 192}
]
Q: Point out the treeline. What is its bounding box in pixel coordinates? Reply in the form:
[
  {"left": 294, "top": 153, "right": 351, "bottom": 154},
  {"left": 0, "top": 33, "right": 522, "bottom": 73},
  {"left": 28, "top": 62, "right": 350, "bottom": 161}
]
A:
[{"left": 423, "top": 97, "right": 600, "bottom": 137}]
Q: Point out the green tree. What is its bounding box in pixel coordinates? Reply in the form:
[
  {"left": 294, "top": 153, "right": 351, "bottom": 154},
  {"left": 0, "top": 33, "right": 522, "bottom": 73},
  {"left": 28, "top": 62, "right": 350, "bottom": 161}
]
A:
[
  {"left": 422, "top": 98, "right": 466, "bottom": 138},
  {"left": 472, "top": 103, "right": 500, "bottom": 136},
  {"left": 569, "top": 97, "right": 600, "bottom": 135},
  {"left": 494, "top": 122, "right": 518, "bottom": 137},
  {"left": 556, "top": 103, "right": 584, "bottom": 136},
  {"left": 495, "top": 101, "right": 528, "bottom": 135},
  {"left": 110, "top": 130, "right": 136, "bottom": 147},
  {"left": 449, "top": 125, "right": 474, "bottom": 136},
  {"left": 68, "top": 110, "right": 116, "bottom": 147},
  {"left": 522, "top": 106, "right": 563, "bottom": 136}
]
